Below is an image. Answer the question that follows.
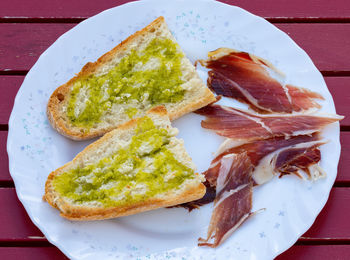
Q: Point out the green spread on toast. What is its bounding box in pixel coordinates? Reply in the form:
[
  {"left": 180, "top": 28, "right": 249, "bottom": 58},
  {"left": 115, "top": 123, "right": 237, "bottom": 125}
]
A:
[
  {"left": 125, "top": 107, "right": 138, "bottom": 119},
  {"left": 67, "top": 38, "right": 185, "bottom": 128},
  {"left": 52, "top": 116, "right": 194, "bottom": 207}
]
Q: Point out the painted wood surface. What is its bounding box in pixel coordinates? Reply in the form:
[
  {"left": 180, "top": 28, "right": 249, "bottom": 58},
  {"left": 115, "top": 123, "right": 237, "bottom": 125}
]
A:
[
  {"left": 0, "top": 76, "right": 23, "bottom": 125},
  {"left": 276, "top": 245, "right": 350, "bottom": 260},
  {"left": 337, "top": 132, "right": 350, "bottom": 183},
  {"left": 0, "top": 247, "right": 68, "bottom": 260},
  {"left": 0, "top": 76, "right": 349, "bottom": 126},
  {"left": 0, "top": 132, "right": 9, "bottom": 182},
  {"left": 0, "top": 0, "right": 349, "bottom": 20},
  {"left": 0, "top": 187, "right": 349, "bottom": 241},
  {"left": 1, "top": 23, "right": 350, "bottom": 72},
  {"left": 1, "top": 131, "right": 349, "bottom": 183},
  {"left": 1, "top": 0, "right": 350, "bottom": 258},
  {"left": 0, "top": 188, "right": 44, "bottom": 241},
  {"left": 2, "top": 245, "right": 350, "bottom": 260}
]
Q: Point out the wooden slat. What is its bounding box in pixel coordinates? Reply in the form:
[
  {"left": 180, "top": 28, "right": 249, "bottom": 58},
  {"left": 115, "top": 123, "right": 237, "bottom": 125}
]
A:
[
  {"left": 0, "top": 76, "right": 22, "bottom": 125},
  {"left": 1, "top": 130, "right": 348, "bottom": 183},
  {"left": 0, "top": 245, "right": 349, "bottom": 260},
  {"left": 222, "top": 0, "right": 350, "bottom": 20},
  {"left": 0, "top": 188, "right": 44, "bottom": 241},
  {"left": 337, "top": 132, "right": 350, "bottom": 182},
  {"left": 325, "top": 77, "right": 350, "bottom": 126},
  {"left": 0, "top": 23, "right": 74, "bottom": 72},
  {"left": 0, "top": 0, "right": 132, "bottom": 19},
  {"left": 0, "top": 76, "right": 348, "bottom": 126},
  {"left": 0, "top": 0, "right": 350, "bottom": 20},
  {"left": 275, "top": 24, "right": 350, "bottom": 73},
  {"left": 1, "top": 23, "right": 350, "bottom": 72},
  {"left": 0, "top": 75, "right": 349, "bottom": 182},
  {"left": 0, "top": 187, "right": 349, "bottom": 241},
  {"left": 0, "top": 247, "right": 67, "bottom": 260},
  {"left": 2, "top": 245, "right": 349, "bottom": 260},
  {"left": 0, "top": 132, "right": 10, "bottom": 182},
  {"left": 302, "top": 188, "right": 350, "bottom": 239},
  {"left": 0, "top": 188, "right": 348, "bottom": 257},
  {"left": 1, "top": 132, "right": 349, "bottom": 182},
  {"left": 276, "top": 245, "right": 350, "bottom": 260}
]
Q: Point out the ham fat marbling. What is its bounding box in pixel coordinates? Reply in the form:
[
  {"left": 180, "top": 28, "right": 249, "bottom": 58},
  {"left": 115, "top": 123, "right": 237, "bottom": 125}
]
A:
[
  {"left": 196, "top": 104, "right": 342, "bottom": 141},
  {"left": 200, "top": 48, "right": 324, "bottom": 114},
  {"left": 205, "top": 133, "right": 326, "bottom": 186},
  {"left": 198, "top": 153, "right": 254, "bottom": 248},
  {"left": 196, "top": 47, "right": 343, "bottom": 248}
]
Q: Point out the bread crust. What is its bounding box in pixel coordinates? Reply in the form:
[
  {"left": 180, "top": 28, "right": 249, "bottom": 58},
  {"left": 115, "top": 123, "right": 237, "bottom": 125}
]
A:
[
  {"left": 47, "top": 16, "right": 215, "bottom": 140},
  {"left": 44, "top": 106, "right": 206, "bottom": 220},
  {"left": 47, "top": 182, "right": 205, "bottom": 221},
  {"left": 168, "top": 87, "right": 215, "bottom": 121}
]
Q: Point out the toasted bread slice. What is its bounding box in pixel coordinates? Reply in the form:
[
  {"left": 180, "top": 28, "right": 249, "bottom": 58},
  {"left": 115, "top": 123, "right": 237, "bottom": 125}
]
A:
[
  {"left": 47, "top": 16, "right": 215, "bottom": 140},
  {"left": 44, "top": 106, "right": 206, "bottom": 220}
]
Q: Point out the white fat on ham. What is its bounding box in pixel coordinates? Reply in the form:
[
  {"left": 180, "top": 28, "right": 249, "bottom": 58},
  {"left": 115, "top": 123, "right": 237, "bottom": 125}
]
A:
[
  {"left": 198, "top": 153, "right": 254, "bottom": 248},
  {"left": 253, "top": 140, "right": 327, "bottom": 184},
  {"left": 196, "top": 104, "right": 343, "bottom": 141},
  {"left": 202, "top": 48, "right": 325, "bottom": 114},
  {"left": 207, "top": 135, "right": 327, "bottom": 186}
]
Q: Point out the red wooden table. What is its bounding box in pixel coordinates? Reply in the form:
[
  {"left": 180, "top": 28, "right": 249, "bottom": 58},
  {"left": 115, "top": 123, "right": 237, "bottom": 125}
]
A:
[{"left": 1, "top": 0, "right": 350, "bottom": 259}]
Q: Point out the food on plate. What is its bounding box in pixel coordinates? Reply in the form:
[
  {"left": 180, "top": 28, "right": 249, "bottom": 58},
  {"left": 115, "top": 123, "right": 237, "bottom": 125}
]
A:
[
  {"left": 204, "top": 133, "right": 326, "bottom": 186},
  {"left": 44, "top": 106, "right": 206, "bottom": 220},
  {"left": 198, "top": 153, "right": 255, "bottom": 248},
  {"left": 47, "top": 16, "right": 215, "bottom": 140},
  {"left": 195, "top": 45, "right": 344, "bottom": 248},
  {"left": 175, "top": 180, "right": 217, "bottom": 211},
  {"left": 198, "top": 48, "right": 324, "bottom": 114},
  {"left": 44, "top": 14, "right": 342, "bottom": 248},
  {"left": 196, "top": 104, "right": 342, "bottom": 141},
  {"left": 196, "top": 102, "right": 341, "bottom": 247}
]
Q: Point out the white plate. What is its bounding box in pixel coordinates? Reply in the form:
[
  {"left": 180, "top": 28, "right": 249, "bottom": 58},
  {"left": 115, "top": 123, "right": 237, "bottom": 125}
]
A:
[{"left": 7, "top": 0, "right": 341, "bottom": 259}]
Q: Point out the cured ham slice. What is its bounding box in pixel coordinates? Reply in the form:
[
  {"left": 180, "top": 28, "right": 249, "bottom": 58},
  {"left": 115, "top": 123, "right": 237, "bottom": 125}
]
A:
[
  {"left": 198, "top": 153, "right": 254, "bottom": 248},
  {"left": 204, "top": 133, "right": 326, "bottom": 186},
  {"left": 201, "top": 48, "right": 324, "bottom": 113},
  {"left": 252, "top": 140, "right": 325, "bottom": 184},
  {"left": 275, "top": 145, "right": 324, "bottom": 180},
  {"left": 196, "top": 104, "right": 342, "bottom": 141},
  {"left": 197, "top": 136, "right": 325, "bottom": 247}
]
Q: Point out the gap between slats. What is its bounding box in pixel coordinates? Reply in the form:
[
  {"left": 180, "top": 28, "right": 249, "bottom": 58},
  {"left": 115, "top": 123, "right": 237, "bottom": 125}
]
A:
[
  {"left": 297, "top": 239, "right": 350, "bottom": 245},
  {"left": 340, "top": 126, "right": 350, "bottom": 131},
  {"left": 0, "top": 180, "right": 13, "bottom": 188},
  {"left": 0, "top": 241, "right": 52, "bottom": 247}
]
